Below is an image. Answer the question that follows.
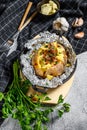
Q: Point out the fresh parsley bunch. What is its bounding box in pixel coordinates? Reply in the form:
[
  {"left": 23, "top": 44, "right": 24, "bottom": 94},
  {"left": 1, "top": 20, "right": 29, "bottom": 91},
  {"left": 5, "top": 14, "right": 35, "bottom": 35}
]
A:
[{"left": 0, "top": 60, "right": 71, "bottom": 130}]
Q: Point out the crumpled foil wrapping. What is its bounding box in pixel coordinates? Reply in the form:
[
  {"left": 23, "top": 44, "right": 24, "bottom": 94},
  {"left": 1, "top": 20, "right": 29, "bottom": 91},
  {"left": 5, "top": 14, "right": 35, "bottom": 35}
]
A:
[{"left": 20, "top": 31, "right": 76, "bottom": 88}]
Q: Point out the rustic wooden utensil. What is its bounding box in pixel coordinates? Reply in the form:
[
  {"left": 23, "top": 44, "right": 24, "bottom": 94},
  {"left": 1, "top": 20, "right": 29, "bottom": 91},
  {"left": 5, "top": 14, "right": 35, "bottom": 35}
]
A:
[
  {"left": 1, "top": 1, "right": 37, "bottom": 55},
  {"left": 19, "top": 11, "right": 37, "bottom": 31},
  {"left": 7, "top": 1, "right": 33, "bottom": 46},
  {"left": 18, "top": 1, "right": 33, "bottom": 31}
]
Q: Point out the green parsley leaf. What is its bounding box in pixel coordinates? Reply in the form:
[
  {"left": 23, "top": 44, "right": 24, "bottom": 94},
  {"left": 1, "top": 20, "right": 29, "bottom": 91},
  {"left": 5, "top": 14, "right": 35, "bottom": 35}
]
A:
[
  {"left": 63, "top": 103, "right": 71, "bottom": 112},
  {"left": 58, "top": 95, "right": 64, "bottom": 104},
  {"left": 0, "top": 92, "right": 4, "bottom": 101},
  {"left": 44, "top": 96, "right": 51, "bottom": 101},
  {"left": 58, "top": 109, "right": 64, "bottom": 117},
  {"left": 46, "top": 82, "right": 49, "bottom": 85}
]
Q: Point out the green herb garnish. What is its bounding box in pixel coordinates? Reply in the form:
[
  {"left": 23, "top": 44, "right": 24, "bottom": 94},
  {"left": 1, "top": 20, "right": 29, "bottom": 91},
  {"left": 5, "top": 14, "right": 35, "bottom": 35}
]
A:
[
  {"left": 58, "top": 109, "right": 64, "bottom": 117},
  {"left": 0, "top": 92, "right": 4, "bottom": 101},
  {"left": 58, "top": 95, "right": 64, "bottom": 104},
  {"left": 63, "top": 103, "right": 71, "bottom": 112},
  {"left": 44, "top": 96, "right": 51, "bottom": 101},
  {"left": 46, "top": 82, "right": 49, "bottom": 85},
  {"left": 0, "top": 60, "right": 71, "bottom": 130},
  {"left": 57, "top": 95, "right": 71, "bottom": 117}
]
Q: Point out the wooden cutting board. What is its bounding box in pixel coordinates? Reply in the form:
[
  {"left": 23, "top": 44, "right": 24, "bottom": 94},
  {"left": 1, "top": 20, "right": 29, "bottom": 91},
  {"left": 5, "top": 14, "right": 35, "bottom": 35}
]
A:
[{"left": 26, "top": 75, "right": 74, "bottom": 105}]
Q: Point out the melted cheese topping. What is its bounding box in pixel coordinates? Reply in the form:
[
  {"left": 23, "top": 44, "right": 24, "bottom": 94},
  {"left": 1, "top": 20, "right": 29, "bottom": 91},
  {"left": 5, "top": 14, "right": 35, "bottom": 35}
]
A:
[
  {"left": 32, "top": 41, "right": 67, "bottom": 80},
  {"left": 37, "top": 41, "right": 66, "bottom": 71}
]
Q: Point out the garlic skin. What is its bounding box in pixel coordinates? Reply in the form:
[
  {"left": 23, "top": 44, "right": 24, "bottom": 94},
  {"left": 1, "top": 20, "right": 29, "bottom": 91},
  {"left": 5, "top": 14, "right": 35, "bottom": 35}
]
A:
[{"left": 53, "top": 17, "right": 69, "bottom": 32}]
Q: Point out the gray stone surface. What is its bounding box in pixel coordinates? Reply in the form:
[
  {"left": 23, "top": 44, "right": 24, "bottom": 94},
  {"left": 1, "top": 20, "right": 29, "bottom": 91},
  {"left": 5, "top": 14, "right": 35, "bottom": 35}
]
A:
[{"left": 0, "top": 52, "right": 87, "bottom": 130}]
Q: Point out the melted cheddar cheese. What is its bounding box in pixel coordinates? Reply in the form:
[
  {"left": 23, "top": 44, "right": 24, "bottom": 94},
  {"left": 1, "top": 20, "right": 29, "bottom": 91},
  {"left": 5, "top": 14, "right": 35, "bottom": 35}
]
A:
[{"left": 32, "top": 41, "right": 67, "bottom": 80}]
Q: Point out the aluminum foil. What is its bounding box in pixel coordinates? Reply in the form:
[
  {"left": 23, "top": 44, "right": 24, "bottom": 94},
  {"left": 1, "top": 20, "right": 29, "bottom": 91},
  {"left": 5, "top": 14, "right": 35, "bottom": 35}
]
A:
[{"left": 20, "top": 31, "right": 76, "bottom": 88}]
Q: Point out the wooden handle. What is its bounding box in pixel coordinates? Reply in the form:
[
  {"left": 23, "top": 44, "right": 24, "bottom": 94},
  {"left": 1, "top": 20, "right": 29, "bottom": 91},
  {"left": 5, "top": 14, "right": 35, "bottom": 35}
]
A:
[
  {"left": 18, "top": 1, "right": 33, "bottom": 31},
  {"left": 19, "top": 11, "right": 37, "bottom": 31}
]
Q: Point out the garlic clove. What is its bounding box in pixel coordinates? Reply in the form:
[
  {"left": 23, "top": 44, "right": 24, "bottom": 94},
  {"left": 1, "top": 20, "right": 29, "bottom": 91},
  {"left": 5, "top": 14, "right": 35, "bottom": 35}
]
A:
[
  {"left": 78, "top": 18, "right": 84, "bottom": 26},
  {"left": 60, "top": 17, "right": 69, "bottom": 28},
  {"left": 74, "top": 32, "right": 84, "bottom": 39},
  {"left": 61, "top": 26, "right": 68, "bottom": 32},
  {"left": 72, "top": 18, "right": 84, "bottom": 27}
]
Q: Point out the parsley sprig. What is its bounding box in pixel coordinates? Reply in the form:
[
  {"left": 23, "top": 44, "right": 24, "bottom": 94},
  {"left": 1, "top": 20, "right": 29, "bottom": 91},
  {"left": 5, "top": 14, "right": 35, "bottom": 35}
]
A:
[
  {"left": 0, "top": 60, "right": 71, "bottom": 130},
  {"left": 58, "top": 95, "right": 71, "bottom": 117}
]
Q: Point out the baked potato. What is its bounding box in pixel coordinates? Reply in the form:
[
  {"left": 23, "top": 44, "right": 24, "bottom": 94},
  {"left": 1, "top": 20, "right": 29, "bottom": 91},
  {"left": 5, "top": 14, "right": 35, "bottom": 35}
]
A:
[
  {"left": 20, "top": 31, "right": 76, "bottom": 88},
  {"left": 32, "top": 41, "right": 67, "bottom": 80}
]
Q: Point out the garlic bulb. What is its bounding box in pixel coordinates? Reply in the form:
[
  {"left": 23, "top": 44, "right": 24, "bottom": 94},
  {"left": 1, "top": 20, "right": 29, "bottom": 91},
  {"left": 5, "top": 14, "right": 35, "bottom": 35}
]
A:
[{"left": 53, "top": 17, "right": 69, "bottom": 32}]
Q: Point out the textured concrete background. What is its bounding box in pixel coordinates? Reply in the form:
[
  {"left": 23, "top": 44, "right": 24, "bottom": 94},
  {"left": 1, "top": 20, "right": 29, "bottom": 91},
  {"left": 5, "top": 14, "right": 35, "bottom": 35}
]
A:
[{"left": 0, "top": 52, "right": 87, "bottom": 130}]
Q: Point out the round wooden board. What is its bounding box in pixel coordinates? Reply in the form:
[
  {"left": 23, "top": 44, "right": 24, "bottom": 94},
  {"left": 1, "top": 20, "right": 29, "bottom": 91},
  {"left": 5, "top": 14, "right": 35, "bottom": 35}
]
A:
[{"left": 26, "top": 75, "right": 74, "bottom": 105}]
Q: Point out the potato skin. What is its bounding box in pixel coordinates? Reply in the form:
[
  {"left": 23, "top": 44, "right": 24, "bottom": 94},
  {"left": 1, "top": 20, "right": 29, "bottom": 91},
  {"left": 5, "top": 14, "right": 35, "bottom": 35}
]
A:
[
  {"left": 32, "top": 52, "right": 44, "bottom": 77},
  {"left": 45, "top": 62, "right": 64, "bottom": 77}
]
